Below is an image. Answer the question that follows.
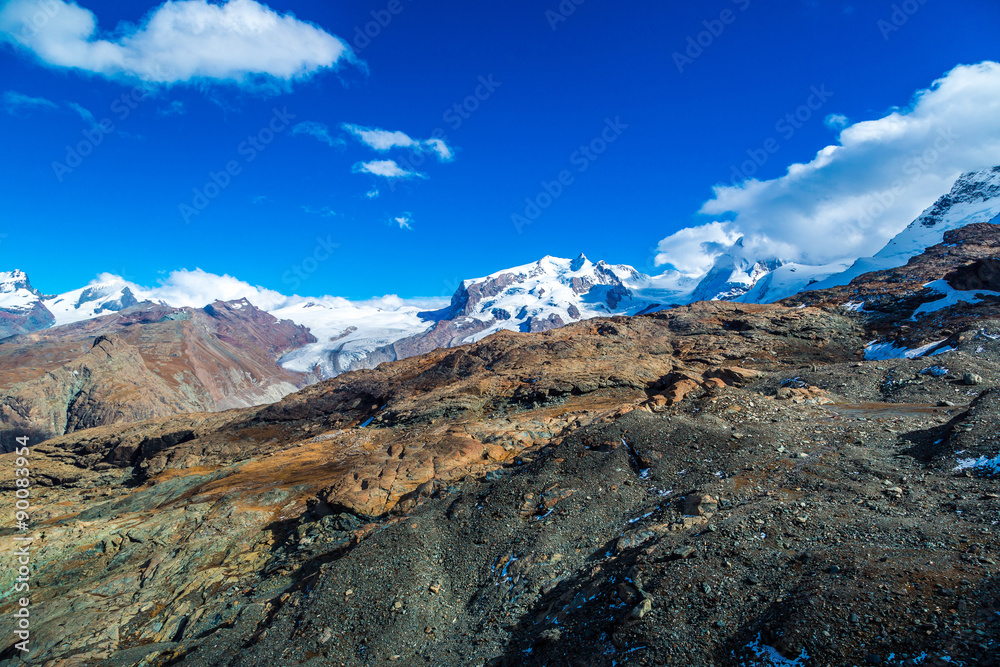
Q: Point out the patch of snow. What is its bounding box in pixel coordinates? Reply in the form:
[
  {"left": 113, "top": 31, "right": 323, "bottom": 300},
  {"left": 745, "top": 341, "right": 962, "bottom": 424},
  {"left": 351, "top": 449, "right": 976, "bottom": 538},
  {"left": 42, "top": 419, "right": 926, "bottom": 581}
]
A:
[
  {"left": 954, "top": 454, "right": 1000, "bottom": 475},
  {"left": 912, "top": 279, "right": 1000, "bottom": 317},
  {"left": 739, "top": 634, "right": 809, "bottom": 666},
  {"left": 864, "top": 338, "right": 950, "bottom": 360}
]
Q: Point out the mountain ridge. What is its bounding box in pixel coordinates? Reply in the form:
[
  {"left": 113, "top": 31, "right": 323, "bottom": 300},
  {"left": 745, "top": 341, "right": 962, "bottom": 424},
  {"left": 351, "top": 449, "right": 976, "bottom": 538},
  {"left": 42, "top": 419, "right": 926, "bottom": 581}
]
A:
[{"left": 4, "top": 165, "right": 999, "bottom": 386}]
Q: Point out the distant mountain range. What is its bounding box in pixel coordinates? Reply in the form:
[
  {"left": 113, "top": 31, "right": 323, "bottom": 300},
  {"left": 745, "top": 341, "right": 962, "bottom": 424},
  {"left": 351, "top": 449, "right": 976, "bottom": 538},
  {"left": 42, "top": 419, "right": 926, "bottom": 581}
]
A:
[{"left": 1, "top": 166, "right": 998, "bottom": 439}]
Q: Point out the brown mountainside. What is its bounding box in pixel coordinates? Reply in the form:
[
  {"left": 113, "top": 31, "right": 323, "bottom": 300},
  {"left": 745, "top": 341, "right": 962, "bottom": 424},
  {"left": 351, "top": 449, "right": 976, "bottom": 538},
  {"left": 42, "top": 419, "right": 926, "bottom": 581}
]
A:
[{"left": 0, "top": 298, "right": 315, "bottom": 444}]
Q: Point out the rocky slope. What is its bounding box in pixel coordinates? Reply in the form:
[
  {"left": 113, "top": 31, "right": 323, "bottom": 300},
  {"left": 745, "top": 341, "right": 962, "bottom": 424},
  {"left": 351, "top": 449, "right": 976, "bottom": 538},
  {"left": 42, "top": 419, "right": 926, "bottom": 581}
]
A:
[
  {"left": 0, "top": 299, "right": 315, "bottom": 444},
  {"left": 1, "top": 224, "right": 1000, "bottom": 665},
  {"left": 783, "top": 222, "right": 1000, "bottom": 348}
]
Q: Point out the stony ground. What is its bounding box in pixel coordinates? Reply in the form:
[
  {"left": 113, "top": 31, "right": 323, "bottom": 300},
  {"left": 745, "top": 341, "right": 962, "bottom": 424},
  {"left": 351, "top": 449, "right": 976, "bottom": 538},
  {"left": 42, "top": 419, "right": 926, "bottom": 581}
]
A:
[
  {"left": 160, "top": 335, "right": 1000, "bottom": 667},
  {"left": 1, "top": 238, "right": 999, "bottom": 665}
]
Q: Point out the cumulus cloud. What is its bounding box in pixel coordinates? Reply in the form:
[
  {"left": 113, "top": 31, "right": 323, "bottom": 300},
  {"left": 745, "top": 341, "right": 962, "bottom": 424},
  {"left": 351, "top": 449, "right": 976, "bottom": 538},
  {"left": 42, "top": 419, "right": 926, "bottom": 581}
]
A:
[
  {"left": 342, "top": 123, "right": 454, "bottom": 161},
  {"left": 0, "top": 0, "right": 356, "bottom": 86},
  {"left": 394, "top": 215, "right": 413, "bottom": 231},
  {"left": 824, "top": 113, "right": 849, "bottom": 130},
  {"left": 292, "top": 121, "right": 344, "bottom": 148},
  {"left": 352, "top": 159, "right": 427, "bottom": 180},
  {"left": 94, "top": 270, "right": 448, "bottom": 310},
  {"left": 656, "top": 61, "right": 1000, "bottom": 273},
  {"left": 365, "top": 187, "right": 379, "bottom": 199},
  {"left": 2, "top": 89, "right": 57, "bottom": 113},
  {"left": 114, "top": 268, "right": 289, "bottom": 310},
  {"left": 654, "top": 222, "right": 742, "bottom": 274}
]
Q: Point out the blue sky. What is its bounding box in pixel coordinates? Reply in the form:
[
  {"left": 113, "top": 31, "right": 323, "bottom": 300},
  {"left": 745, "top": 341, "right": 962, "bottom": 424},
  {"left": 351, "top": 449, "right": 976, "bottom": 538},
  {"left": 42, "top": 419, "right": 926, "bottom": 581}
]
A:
[{"left": 0, "top": 0, "right": 998, "bottom": 300}]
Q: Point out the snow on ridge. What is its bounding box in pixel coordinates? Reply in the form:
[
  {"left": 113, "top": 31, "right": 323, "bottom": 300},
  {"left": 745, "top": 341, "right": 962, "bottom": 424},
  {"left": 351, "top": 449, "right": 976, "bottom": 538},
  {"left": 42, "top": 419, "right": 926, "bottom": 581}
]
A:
[
  {"left": 863, "top": 338, "right": 952, "bottom": 361},
  {"left": 42, "top": 276, "right": 138, "bottom": 326},
  {"left": 912, "top": 279, "right": 1000, "bottom": 317},
  {"left": 0, "top": 269, "right": 42, "bottom": 312}
]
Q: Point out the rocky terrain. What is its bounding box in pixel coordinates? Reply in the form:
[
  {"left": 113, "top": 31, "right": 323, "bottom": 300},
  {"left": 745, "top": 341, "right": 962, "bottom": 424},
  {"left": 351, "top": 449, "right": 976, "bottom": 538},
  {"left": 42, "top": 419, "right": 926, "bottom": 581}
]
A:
[
  {"left": 0, "top": 225, "right": 999, "bottom": 665},
  {"left": 0, "top": 299, "right": 315, "bottom": 446}
]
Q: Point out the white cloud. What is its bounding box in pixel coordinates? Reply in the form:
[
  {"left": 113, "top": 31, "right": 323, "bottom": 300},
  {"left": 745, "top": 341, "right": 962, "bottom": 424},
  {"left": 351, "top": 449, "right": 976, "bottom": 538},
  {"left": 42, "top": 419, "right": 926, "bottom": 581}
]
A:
[
  {"left": 125, "top": 268, "right": 289, "bottom": 310},
  {"left": 0, "top": 0, "right": 356, "bottom": 86},
  {"left": 66, "top": 101, "right": 95, "bottom": 125},
  {"left": 342, "top": 123, "right": 454, "bottom": 161},
  {"left": 292, "top": 121, "right": 344, "bottom": 148},
  {"left": 2, "top": 89, "right": 57, "bottom": 113},
  {"left": 365, "top": 187, "right": 379, "bottom": 199},
  {"left": 824, "top": 113, "right": 849, "bottom": 130},
  {"left": 352, "top": 159, "right": 427, "bottom": 180},
  {"left": 657, "top": 61, "right": 1000, "bottom": 273},
  {"left": 93, "top": 269, "right": 447, "bottom": 310},
  {"left": 394, "top": 215, "right": 413, "bottom": 230},
  {"left": 654, "top": 221, "right": 742, "bottom": 274}
]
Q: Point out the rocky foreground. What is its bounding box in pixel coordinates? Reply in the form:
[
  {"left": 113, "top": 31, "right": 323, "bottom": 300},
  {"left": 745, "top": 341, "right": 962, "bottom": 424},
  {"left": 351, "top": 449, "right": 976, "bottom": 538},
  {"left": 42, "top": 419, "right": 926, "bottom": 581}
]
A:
[{"left": 1, "top": 230, "right": 1000, "bottom": 666}]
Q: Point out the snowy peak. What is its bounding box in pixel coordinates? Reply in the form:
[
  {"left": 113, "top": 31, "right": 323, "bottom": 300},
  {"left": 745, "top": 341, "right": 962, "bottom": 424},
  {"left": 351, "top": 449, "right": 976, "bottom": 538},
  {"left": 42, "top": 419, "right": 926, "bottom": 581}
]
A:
[
  {"left": 0, "top": 270, "right": 56, "bottom": 337},
  {"left": 688, "top": 241, "right": 785, "bottom": 303},
  {"left": 805, "top": 165, "right": 1000, "bottom": 292},
  {"left": 0, "top": 270, "right": 38, "bottom": 296},
  {"left": 42, "top": 278, "right": 143, "bottom": 327},
  {"left": 0, "top": 270, "right": 45, "bottom": 313},
  {"left": 874, "top": 165, "right": 1000, "bottom": 264},
  {"left": 915, "top": 166, "right": 1000, "bottom": 228},
  {"left": 443, "top": 254, "right": 650, "bottom": 337}
]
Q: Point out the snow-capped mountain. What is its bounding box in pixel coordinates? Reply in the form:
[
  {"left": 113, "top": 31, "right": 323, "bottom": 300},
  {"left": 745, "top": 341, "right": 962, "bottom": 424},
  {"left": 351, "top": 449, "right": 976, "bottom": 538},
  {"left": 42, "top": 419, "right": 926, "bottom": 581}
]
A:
[
  {"left": 810, "top": 165, "right": 1000, "bottom": 290},
  {"left": 689, "top": 165, "right": 1000, "bottom": 303},
  {"left": 5, "top": 165, "right": 999, "bottom": 379},
  {"left": 686, "top": 239, "right": 783, "bottom": 303},
  {"left": 41, "top": 275, "right": 140, "bottom": 326},
  {"left": 0, "top": 270, "right": 42, "bottom": 311},
  {"left": 0, "top": 270, "right": 55, "bottom": 337},
  {"left": 441, "top": 254, "right": 657, "bottom": 340},
  {"left": 275, "top": 255, "right": 673, "bottom": 377}
]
